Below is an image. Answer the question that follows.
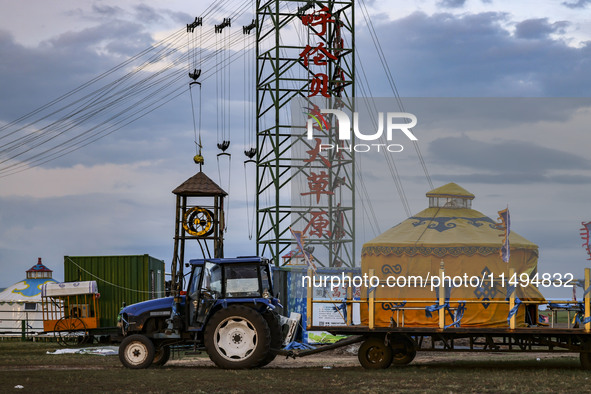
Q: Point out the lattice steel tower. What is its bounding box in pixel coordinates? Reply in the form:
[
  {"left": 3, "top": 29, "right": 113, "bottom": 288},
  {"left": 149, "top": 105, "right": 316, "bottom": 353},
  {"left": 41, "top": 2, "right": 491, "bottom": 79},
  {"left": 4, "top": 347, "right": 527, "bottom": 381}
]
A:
[{"left": 255, "top": 0, "right": 355, "bottom": 267}]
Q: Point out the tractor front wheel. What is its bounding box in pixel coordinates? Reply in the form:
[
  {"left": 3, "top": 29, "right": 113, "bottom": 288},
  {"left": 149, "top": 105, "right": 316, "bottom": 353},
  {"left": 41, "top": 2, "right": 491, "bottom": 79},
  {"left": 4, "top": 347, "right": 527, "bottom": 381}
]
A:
[{"left": 119, "top": 334, "right": 155, "bottom": 369}]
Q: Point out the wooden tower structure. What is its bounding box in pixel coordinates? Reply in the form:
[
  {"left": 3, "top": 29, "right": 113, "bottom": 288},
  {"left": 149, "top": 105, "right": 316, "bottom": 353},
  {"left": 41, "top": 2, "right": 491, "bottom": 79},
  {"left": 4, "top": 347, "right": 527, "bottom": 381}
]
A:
[{"left": 170, "top": 171, "right": 227, "bottom": 298}]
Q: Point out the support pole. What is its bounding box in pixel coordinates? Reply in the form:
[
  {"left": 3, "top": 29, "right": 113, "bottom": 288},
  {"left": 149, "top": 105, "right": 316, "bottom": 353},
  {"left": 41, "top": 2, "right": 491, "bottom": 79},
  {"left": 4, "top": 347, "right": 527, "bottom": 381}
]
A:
[
  {"left": 509, "top": 267, "right": 516, "bottom": 330},
  {"left": 346, "top": 273, "right": 352, "bottom": 326},
  {"left": 586, "top": 268, "right": 590, "bottom": 332},
  {"left": 307, "top": 268, "right": 313, "bottom": 330},
  {"left": 439, "top": 261, "right": 445, "bottom": 329},
  {"left": 179, "top": 196, "right": 187, "bottom": 281},
  {"left": 369, "top": 269, "right": 375, "bottom": 330},
  {"left": 171, "top": 194, "right": 181, "bottom": 299}
]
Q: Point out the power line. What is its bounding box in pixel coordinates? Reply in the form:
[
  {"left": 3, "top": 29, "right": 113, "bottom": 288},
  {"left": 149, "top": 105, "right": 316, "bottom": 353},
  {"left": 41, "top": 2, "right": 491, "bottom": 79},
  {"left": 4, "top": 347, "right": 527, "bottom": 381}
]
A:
[
  {"left": 0, "top": 0, "right": 257, "bottom": 177},
  {"left": 358, "top": 0, "right": 433, "bottom": 191}
]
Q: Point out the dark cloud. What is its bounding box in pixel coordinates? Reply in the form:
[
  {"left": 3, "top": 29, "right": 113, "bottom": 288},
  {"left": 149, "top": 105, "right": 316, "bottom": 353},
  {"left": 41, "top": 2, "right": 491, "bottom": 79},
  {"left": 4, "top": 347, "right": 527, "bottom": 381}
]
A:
[
  {"left": 390, "top": 98, "right": 591, "bottom": 132},
  {"left": 3, "top": 9, "right": 589, "bottom": 175},
  {"left": 438, "top": 0, "right": 467, "bottom": 8},
  {"left": 164, "top": 10, "right": 194, "bottom": 25},
  {"left": 131, "top": 4, "right": 194, "bottom": 26},
  {"left": 432, "top": 173, "right": 591, "bottom": 184},
  {"left": 0, "top": 17, "right": 183, "bottom": 169},
  {"left": 92, "top": 4, "right": 124, "bottom": 17},
  {"left": 429, "top": 135, "right": 591, "bottom": 183},
  {"left": 515, "top": 18, "right": 570, "bottom": 40},
  {"left": 134, "top": 4, "right": 164, "bottom": 23},
  {"left": 360, "top": 11, "right": 591, "bottom": 96},
  {"left": 88, "top": 3, "right": 189, "bottom": 25},
  {"left": 0, "top": 19, "right": 155, "bottom": 114},
  {"left": 0, "top": 10, "right": 256, "bottom": 171},
  {"left": 562, "top": 0, "right": 591, "bottom": 8},
  {"left": 45, "top": 19, "right": 153, "bottom": 55}
]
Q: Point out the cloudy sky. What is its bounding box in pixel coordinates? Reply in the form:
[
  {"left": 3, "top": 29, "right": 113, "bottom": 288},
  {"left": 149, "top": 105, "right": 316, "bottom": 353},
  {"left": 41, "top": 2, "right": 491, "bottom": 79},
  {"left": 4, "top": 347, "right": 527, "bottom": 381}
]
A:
[{"left": 0, "top": 0, "right": 590, "bottom": 299}]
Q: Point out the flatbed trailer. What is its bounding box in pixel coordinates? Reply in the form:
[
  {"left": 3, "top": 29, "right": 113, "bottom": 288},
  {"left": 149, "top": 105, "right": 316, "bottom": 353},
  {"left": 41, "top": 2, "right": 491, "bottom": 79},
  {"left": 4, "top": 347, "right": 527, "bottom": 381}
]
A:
[{"left": 287, "top": 268, "right": 591, "bottom": 370}]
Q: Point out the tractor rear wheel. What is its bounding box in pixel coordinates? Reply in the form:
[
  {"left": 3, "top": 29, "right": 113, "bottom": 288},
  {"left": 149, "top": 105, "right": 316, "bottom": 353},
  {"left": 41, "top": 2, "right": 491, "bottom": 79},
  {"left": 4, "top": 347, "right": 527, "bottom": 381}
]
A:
[
  {"left": 119, "top": 334, "right": 155, "bottom": 369},
  {"left": 258, "top": 311, "right": 282, "bottom": 367},
  {"left": 204, "top": 305, "right": 271, "bottom": 369},
  {"left": 152, "top": 345, "right": 171, "bottom": 367}
]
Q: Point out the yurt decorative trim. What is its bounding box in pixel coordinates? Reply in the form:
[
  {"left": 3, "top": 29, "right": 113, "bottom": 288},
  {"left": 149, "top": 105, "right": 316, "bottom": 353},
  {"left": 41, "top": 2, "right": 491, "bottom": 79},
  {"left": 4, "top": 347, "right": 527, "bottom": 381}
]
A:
[{"left": 363, "top": 245, "right": 501, "bottom": 258}]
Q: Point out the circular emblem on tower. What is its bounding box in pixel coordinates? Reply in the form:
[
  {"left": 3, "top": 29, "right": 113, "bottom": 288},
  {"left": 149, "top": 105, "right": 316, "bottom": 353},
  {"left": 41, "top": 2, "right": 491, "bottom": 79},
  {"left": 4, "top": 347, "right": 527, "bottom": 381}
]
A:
[{"left": 183, "top": 207, "right": 214, "bottom": 236}]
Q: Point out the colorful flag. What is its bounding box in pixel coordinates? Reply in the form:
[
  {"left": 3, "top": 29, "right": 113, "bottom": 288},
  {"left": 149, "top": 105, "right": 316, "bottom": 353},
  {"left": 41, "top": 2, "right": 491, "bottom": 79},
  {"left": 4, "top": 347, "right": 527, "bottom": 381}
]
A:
[
  {"left": 581, "top": 221, "right": 591, "bottom": 261},
  {"left": 290, "top": 227, "right": 317, "bottom": 273},
  {"left": 497, "top": 208, "right": 511, "bottom": 263},
  {"left": 539, "top": 314, "right": 549, "bottom": 324}
]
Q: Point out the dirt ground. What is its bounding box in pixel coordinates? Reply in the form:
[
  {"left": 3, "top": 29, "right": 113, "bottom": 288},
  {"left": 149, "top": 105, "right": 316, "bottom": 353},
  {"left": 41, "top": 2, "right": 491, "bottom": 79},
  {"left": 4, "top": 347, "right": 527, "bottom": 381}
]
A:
[
  {"left": 1, "top": 341, "right": 590, "bottom": 393},
  {"left": 166, "top": 344, "right": 582, "bottom": 369}
]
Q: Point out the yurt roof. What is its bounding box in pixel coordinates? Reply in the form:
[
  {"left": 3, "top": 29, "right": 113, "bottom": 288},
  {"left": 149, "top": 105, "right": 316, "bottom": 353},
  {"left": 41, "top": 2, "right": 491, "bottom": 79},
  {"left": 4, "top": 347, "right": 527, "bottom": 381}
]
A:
[
  {"left": 363, "top": 184, "right": 537, "bottom": 255},
  {"left": 26, "top": 258, "right": 53, "bottom": 273},
  {"left": 425, "top": 182, "right": 475, "bottom": 200},
  {"left": 0, "top": 278, "right": 58, "bottom": 302}
]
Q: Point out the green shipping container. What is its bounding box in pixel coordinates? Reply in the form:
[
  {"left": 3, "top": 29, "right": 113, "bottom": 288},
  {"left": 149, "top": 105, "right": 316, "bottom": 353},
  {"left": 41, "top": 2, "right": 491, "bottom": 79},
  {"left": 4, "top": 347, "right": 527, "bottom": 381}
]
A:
[{"left": 64, "top": 255, "right": 166, "bottom": 328}]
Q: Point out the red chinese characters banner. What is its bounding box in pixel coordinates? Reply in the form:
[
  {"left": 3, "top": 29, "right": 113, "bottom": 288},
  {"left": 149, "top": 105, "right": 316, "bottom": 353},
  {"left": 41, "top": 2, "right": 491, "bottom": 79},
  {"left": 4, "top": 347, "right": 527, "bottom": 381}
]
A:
[{"left": 290, "top": 4, "right": 352, "bottom": 267}]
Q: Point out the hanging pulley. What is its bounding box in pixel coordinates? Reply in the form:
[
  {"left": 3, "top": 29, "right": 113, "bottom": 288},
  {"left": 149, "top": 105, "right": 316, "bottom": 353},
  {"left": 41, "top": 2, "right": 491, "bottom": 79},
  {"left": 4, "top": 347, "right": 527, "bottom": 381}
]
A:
[
  {"left": 187, "top": 17, "right": 203, "bottom": 33},
  {"left": 242, "top": 20, "right": 256, "bottom": 35},
  {"left": 189, "top": 69, "right": 201, "bottom": 85},
  {"left": 244, "top": 148, "right": 256, "bottom": 164},
  {"left": 215, "top": 18, "right": 231, "bottom": 33},
  {"left": 217, "top": 140, "right": 231, "bottom": 157}
]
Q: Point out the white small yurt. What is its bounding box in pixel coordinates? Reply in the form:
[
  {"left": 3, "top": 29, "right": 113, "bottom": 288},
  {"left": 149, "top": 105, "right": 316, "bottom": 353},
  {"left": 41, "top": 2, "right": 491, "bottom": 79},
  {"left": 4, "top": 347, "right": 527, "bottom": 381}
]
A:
[{"left": 0, "top": 258, "right": 58, "bottom": 336}]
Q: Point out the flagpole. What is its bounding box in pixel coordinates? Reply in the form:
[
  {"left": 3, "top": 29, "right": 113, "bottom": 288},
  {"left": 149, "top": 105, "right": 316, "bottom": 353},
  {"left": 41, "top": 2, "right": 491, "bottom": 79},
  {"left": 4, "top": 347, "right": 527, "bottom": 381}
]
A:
[
  {"left": 498, "top": 206, "right": 514, "bottom": 328},
  {"left": 289, "top": 227, "right": 345, "bottom": 323}
]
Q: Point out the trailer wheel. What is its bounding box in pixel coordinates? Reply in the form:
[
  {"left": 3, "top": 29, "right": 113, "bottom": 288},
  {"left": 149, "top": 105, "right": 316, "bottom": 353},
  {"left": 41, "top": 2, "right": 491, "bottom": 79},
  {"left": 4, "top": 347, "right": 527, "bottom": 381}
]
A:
[
  {"left": 358, "top": 337, "right": 393, "bottom": 369},
  {"left": 204, "top": 305, "right": 271, "bottom": 369},
  {"left": 581, "top": 352, "right": 591, "bottom": 370},
  {"left": 390, "top": 336, "right": 417, "bottom": 366},
  {"left": 119, "top": 334, "right": 155, "bottom": 369},
  {"left": 152, "top": 345, "right": 171, "bottom": 367},
  {"left": 54, "top": 316, "right": 88, "bottom": 347},
  {"left": 258, "top": 311, "right": 282, "bottom": 367}
]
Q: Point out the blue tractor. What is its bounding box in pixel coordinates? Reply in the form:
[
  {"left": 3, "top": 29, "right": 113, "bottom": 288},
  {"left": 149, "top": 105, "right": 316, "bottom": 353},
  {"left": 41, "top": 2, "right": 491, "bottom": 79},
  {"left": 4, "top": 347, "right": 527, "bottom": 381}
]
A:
[{"left": 118, "top": 257, "right": 283, "bottom": 369}]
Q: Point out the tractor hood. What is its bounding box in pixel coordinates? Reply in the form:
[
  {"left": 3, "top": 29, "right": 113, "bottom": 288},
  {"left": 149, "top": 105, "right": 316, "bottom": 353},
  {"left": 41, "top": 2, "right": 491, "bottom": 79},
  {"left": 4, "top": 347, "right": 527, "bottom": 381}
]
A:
[{"left": 121, "top": 296, "right": 174, "bottom": 317}]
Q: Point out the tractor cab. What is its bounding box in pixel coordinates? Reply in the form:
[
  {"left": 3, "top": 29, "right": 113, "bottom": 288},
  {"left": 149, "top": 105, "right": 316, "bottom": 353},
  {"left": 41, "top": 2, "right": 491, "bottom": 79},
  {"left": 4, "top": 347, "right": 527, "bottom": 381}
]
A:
[{"left": 186, "top": 256, "right": 279, "bottom": 330}]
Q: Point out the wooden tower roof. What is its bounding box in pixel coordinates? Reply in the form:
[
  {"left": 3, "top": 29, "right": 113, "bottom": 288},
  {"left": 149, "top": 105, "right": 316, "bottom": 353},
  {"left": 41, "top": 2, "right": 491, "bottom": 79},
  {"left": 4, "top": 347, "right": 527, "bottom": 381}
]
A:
[{"left": 172, "top": 171, "right": 227, "bottom": 197}]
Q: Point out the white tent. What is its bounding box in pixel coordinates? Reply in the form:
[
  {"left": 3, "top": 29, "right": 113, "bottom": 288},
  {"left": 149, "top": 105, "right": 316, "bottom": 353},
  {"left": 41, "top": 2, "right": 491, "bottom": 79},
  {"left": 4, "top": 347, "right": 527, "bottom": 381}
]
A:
[{"left": 0, "top": 258, "right": 58, "bottom": 336}]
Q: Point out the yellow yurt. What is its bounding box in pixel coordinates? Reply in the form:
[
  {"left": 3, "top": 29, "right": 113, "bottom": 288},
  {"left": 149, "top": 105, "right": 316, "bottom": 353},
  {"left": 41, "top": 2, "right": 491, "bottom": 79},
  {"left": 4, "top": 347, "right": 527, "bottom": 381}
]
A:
[{"left": 360, "top": 183, "right": 545, "bottom": 328}]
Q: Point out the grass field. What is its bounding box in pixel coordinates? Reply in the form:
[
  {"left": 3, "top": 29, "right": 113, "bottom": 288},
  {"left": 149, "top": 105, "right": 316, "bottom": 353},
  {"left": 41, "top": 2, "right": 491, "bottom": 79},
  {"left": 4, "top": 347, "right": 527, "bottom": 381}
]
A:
[{"left": 0, "top": 341, "right": 589, "bottom": 393}]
